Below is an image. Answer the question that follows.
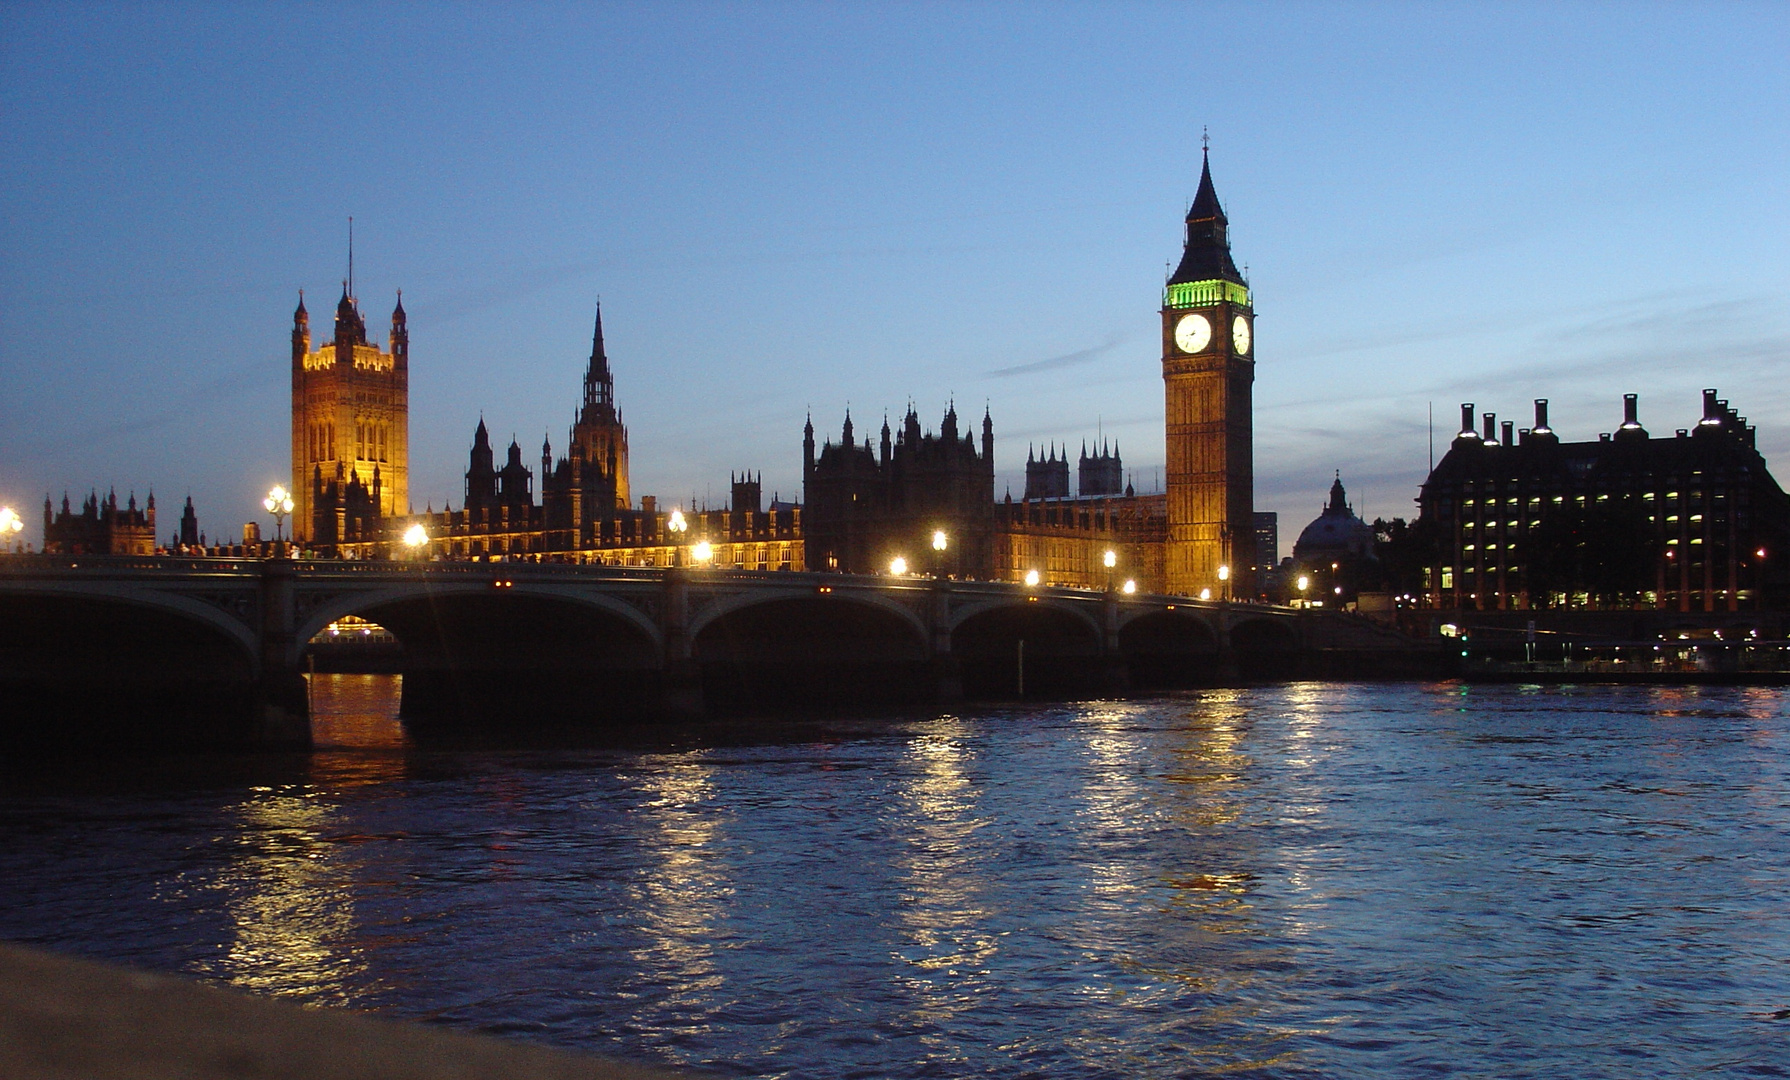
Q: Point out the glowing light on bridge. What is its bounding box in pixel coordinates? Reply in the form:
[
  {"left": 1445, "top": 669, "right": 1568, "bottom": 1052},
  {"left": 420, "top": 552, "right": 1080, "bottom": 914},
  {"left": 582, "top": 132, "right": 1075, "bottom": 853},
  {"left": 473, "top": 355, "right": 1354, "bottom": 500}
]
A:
[
  {"left": 1102, "top": 549, "right": 1117, "bottom": 569},
  {"left": 402, "top": 523, "right": 428, "bottom": 549},
  {"left": 1122, "top": 579, "right": 1137, "bottom": 595},
  {"left": 1199, "top": 587, "right": 1211, "bottom": 601},
  {"left": 889, "top": 556, "right": 908, "bottom": 575},
  {"left": 692, "top": 540, "right": 713, "bottom": 563},
  {"left": 263, "top": 485, "right": 294, "bottom": 546},
  {"left": 932, "top": 530, "right": 948, "bottom": 552},
  {"left": 1024, "top": 569, "right": 1040, "bottom": 587},
  {"left": 1217, "top": 564, "right": 1229, "bottom": 581},
  {"left": 0, "top": 507, "right": 22, "bottom": 548}
]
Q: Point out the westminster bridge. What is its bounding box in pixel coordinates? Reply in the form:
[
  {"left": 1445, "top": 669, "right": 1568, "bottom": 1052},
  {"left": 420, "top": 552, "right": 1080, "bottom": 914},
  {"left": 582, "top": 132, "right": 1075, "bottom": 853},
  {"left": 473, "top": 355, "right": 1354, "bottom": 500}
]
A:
[{"left": 0, "top": 556, "right": 1436, "bottom": 750}]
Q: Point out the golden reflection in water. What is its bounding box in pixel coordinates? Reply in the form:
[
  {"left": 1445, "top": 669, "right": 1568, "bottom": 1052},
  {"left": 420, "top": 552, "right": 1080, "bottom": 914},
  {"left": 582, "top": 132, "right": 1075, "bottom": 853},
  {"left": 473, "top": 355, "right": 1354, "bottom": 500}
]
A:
[
  {"left": 623, "top": 757, "right": 730, "bottom": 1028},
  {"left": 1131, "top": 691, "right": 1301, "bottom": 1071},
  {"left": 890, "top": 717, "right": 997, "bottom": 1041},
  {"left": 305, "top": 673, "right": 411, "bottom": 788},
  {"left": 207, "top": 787, "right": 369, "bottom": 1005},
  {"left": 307, "top": 673, "right": 409, "bottom": 751}
]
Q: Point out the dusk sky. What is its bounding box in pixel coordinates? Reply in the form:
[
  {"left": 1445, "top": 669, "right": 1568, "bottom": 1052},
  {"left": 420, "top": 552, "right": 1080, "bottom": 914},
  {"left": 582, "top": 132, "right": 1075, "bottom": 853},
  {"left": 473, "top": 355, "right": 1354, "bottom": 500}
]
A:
[{"left": 3, "top": 2, "right": 1786, "bottom": 553}]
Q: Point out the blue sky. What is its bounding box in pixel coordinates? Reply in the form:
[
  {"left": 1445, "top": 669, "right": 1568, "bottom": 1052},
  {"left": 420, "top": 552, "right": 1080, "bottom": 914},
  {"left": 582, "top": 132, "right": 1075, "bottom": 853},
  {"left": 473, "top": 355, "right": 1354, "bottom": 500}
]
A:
[{"left": 2, "top": 2, "right": 1787, "bottom": 553}]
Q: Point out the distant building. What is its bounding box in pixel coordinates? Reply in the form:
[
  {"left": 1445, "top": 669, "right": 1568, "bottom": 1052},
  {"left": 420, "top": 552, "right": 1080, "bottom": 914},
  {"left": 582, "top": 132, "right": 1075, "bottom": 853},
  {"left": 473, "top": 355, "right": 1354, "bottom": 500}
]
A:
[
  {"left": 291, "top": 279, "right": 408, "bottom": 543},
  {"left": 175, "top": 496, "right": 200, "bottom": 548},
  {"left": 1293, "top": 474, "right": 1374, "bottom": 561},
  {"left": 1024, "top": 445, "right": 1070, "bottom": 501},
  {"left": 1078, "top": 440, "right": 1123, "bottom": 497},
  {"left": 311, "top": 305, "right": 799, "bottom": 570},
  {"left": 1253, "top": 512, "right": 1278, "bottom": 590},
  {"left": 801, "top": 150, "right": 1258, "bottom": 599},
  {"left": 1419, "top": 392, "right": 1790, "bottom": 611},
  {"left": 803, "top": 404, "right": 995, "bottom": 576},
  {"left": 540, "top": 303, "right": 631, "bottom": 542},
  {"left": 43, "top": 490, "right": 156, "bottom": 555},
  {"left": 1161, "top": 147, "right": 1254, "bottom": 596}
]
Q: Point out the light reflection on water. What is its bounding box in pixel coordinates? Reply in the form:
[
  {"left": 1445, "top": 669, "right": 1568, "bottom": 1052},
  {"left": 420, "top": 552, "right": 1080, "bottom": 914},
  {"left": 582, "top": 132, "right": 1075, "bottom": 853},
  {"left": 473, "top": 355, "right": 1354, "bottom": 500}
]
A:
[{"left": 3, "top": 680, "right": 1789, "bottom": 1078}]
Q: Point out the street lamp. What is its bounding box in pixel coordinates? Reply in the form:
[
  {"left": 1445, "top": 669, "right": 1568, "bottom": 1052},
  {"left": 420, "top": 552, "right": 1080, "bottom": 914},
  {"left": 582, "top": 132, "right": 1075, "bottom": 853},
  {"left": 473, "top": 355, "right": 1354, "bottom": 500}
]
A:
[
  {"left": 1122, "top": 579, "right": 1137, "bottom": 595},
  {"left": 0, "top": 507, "right": 23, "bottom": 553},
  {"left": 889, "top": 556, "right": 908, "bottom": 576},
  {"left": 1024, "top": 568, "right": 1040, "bottom": 587},
  {"left": 263, "top": 485, "right": 294, "bottom": 553},
  {"left": 932, "top": 529, "right": 948, "bottom": 578},
  {"left": 403, "top": 523, "right": 428, "bottom": 558},
  {"left": 692, "top": 539, "right": 713, "bottom": 564},
  {"left": 1296, "top": 574, "right": 1310, "bottom": 607},
  {"left": 1217, "top": 563, "right": 1231, "bottom": 602}
]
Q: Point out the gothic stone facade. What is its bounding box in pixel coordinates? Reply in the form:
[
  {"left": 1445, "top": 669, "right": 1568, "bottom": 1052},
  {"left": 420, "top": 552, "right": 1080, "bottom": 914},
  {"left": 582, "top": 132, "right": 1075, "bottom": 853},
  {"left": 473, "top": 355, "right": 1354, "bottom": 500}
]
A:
[{"left": 291, "top": 285, "right": 408, "bottom": 542}]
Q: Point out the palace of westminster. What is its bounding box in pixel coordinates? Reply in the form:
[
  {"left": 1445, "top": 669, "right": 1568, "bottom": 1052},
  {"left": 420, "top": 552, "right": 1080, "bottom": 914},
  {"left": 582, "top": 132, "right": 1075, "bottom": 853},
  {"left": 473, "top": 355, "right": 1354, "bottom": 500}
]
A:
[{"left": 41, "top": 153, "right": 1790, "bottom": 612}]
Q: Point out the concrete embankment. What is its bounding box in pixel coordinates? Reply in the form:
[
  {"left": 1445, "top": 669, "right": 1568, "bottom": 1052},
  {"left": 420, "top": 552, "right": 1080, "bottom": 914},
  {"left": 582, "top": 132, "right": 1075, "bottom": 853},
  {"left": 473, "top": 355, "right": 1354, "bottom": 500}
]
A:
[{"left": 0, "top": 942, "right": 692, "bottom": 1080}]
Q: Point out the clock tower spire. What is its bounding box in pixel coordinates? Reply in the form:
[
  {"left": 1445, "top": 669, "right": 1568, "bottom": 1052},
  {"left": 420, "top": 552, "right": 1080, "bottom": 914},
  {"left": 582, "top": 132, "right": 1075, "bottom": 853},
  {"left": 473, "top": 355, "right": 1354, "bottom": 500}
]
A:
[{"left": 1161, "top": 146, "right": 1254, "bottom": 598}]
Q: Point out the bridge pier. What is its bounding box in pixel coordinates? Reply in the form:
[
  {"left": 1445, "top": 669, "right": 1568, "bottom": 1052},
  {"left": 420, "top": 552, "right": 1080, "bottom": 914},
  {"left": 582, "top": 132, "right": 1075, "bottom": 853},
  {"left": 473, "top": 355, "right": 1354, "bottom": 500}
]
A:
[
  {"left": 659, "top": 568, "right": 706, "bottom": 719},
  {"left": 1100, "top": 589, "right": 1131, "bottom": 696},
  {"left": 930, "top": 581, "right": 963, "bottom": 705},
  {"left": 255, "top": 561, "right": 313, "bottom": 749}
]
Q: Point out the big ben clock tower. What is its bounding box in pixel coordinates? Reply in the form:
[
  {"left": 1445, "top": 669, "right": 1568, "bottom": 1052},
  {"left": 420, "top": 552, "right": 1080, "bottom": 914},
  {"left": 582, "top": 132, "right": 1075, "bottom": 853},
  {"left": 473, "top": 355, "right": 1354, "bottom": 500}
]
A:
[{"left": 1162, "top": 147, "right": 1253, "bottom": 598}]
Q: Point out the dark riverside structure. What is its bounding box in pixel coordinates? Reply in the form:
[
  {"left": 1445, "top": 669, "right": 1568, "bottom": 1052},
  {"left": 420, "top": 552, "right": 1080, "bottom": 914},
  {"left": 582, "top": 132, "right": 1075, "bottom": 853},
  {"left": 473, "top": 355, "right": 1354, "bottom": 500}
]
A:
[{"left": 0, "top": 556, "right": 1436, "bottom": 750}]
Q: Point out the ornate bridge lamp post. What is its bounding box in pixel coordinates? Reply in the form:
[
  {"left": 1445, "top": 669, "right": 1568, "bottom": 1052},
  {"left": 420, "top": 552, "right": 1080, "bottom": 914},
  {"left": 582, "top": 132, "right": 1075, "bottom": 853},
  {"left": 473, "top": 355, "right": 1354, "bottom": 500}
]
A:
[
  {"left": 402, "top": 523, "right": 429, "bottom": 562},
  {"left": 1103, "top": 548, "right": 1118, "bottom": 591},
  {"left": 691, "top": 539, "right": 713, "bottom": 566},
  {"left": 668, "top": 508, "right": 688, "bottom": 567},
  {"left": 0, "top": 507, "right": 23, "bottom": 553},
  {"left": 263, "top": 485, "right": 294, "bottom": 557},
  {"left": 1218, "top": 563, "right": 1231, "bottom": 603},
  {"left": 931, "top": 529, "right": 949, "bottom": 579}
]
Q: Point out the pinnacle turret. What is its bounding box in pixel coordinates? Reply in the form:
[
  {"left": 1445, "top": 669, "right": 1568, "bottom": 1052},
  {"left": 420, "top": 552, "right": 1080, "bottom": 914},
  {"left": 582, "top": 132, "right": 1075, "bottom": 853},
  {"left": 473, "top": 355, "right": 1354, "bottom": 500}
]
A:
[{"left": 1169, "top": 146, "right": 1244, "bottom": 286}]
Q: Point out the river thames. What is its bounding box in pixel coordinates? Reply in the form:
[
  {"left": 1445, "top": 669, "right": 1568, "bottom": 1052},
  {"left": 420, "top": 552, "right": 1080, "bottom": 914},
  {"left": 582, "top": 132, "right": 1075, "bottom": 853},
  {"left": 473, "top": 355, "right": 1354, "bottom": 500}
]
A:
[{"left": 2, "top": 677, "right": 1786, "bottom": 1078}]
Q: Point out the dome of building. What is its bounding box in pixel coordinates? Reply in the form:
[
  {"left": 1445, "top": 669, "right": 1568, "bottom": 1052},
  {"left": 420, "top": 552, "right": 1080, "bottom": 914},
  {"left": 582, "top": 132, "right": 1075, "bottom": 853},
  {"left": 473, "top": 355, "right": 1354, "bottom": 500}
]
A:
[{"left": 1293, "top": 472, "right": 1374, "bottom": 558}]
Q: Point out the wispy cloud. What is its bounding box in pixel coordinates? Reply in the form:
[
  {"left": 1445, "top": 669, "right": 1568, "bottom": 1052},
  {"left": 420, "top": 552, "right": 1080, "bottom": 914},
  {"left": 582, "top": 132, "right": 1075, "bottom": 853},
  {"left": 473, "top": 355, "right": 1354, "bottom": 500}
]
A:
[{"left": 985, "top": 335, "right": 1124, "bottom": 378}]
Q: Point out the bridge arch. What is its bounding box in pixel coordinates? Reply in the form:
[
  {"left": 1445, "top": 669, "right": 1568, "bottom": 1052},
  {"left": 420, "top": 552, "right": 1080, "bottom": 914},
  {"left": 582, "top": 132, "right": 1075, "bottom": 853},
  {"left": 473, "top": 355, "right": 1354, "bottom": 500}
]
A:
[
  {"left": 1118, "top": 609, "right": 1223, "bottom": 689},
  {"left": 950, "top": 597, "right": 1104, "bottom": 699},
  {"left": 690, "top": 590, "right": 933, "bottom": 711},
  {"left": 1, "top": 579, "right": 261, "bottom": 670},
  {"left": 1229, "top": 616, "right": 1303, "bottom": 680},
  {"left": 0, "top": 583, "right": 263, "bottom": 751},
  {"left": 295, "top": 581, "right": 664, "bottom": 727},
  {"left": 293, "top": 581, "right": 664, "bottom": 660},
  {"left": 947, "top": 595, "right": 1103, "bottom": 639},
  {"left": 687, "top": 585, "right": 929, "bottom": 648}
]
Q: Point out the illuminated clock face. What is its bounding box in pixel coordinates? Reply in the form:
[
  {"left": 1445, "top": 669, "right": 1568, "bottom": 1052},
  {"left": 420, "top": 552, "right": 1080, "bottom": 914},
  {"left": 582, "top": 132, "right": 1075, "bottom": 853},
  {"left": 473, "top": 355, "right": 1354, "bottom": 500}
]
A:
[
  {"left": 1232, "top": 315, "right": 1251, "bottom": 355},
  {"left": 1173, "top": 312, "right": 1212, "bottom": 354}
]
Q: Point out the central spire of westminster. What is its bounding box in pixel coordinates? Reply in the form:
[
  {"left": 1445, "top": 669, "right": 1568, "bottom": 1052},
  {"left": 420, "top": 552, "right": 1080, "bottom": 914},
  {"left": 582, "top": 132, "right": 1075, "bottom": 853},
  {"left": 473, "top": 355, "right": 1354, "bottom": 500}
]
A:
[{"left": 582, "top": 301, "right": 615, "bottom": 419}]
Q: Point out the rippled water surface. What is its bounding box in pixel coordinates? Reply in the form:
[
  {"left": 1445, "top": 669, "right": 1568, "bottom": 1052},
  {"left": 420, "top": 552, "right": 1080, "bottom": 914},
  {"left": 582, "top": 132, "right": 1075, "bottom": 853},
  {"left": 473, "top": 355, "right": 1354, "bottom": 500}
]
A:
[{"left": 3, "top": 678, "right": 1789, "bottom": 1078}]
